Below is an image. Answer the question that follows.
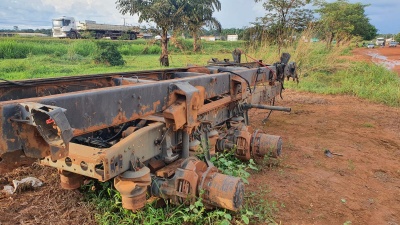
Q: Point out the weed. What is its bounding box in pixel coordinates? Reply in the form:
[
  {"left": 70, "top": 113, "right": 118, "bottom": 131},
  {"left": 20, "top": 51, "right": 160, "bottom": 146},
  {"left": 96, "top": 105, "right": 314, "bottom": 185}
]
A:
[
  {"left": 315, "top": 160, "right": 323, "bottom": 167},
  {"left": 362, "top": 123, "right": 374, "bottom": 128},
  {"left": 244, "top": 185, "right": 280, "bottom": 224},
  {"left": 82, "top": 179, "right": 254, "bottom": 225},
  {"left": 210, "top": 150, "right": 258, "bottom": 184},
  {"left": 259, "top": 154, "right": 283, "bottom": 169},
  {"left": 347, "top": 160, "right": 355, "bottom": 171}
]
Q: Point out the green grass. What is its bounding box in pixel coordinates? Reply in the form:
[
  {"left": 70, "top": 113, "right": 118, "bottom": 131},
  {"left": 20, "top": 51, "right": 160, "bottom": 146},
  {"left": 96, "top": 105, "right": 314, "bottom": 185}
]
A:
[
  {"left": 286, "top": 61, "right": 400, "bottom": 107},
  {"left": 0, "top": 53, "right": 236, "bottom": 80},
  {"left": 81, "top": 151, "right": 273, "bottom": 225},
  {"left": 1, "top": 37, "right": 398, "bottom": 106},
  {"left": 245, "top": 39, "right": 400, "bottom": 108},
  {"left": 0, "top": 37, "right": 243, "bottom": 80}
]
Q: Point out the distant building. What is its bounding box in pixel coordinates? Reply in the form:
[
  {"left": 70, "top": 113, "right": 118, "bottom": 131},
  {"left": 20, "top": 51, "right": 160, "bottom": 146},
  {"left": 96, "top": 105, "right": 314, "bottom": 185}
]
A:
[
  {"left": 200, "top": 36, "right": 216, "bottom": 41},
  {"left": 227, "top": 35, "right": 238, "bottom": 41}
]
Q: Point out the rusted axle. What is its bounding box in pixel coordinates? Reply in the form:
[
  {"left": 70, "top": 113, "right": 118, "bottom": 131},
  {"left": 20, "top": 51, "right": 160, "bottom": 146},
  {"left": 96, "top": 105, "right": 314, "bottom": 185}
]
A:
[{"left": 243, "top": 103, "right": 292, "bottom": 112}]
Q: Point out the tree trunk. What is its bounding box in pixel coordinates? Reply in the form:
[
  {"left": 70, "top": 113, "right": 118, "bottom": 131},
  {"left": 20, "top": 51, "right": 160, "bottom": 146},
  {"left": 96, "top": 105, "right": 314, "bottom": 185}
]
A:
[
  {"left": 192, "top": 32, "right": 198, "bottom": 52},
  {"left": 326, "top": 32, "right": 334, "bottom": 49},
  {"left": 160, "top": 28, "right": 169, "bottom": 67}
]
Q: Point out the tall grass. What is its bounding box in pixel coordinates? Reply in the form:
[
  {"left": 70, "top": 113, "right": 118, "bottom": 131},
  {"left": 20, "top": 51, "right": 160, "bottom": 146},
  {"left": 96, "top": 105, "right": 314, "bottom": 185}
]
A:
[
  {"left": 0, "top": 38, "right": 68, "bottom": 58},
  {"left": 1, "top": 36, "right": 399, "bottom": 106},
  {"left": 245, "top": 29, "right": 400, "bottom": 107},
  {"left": 287, "top": 62, "right": 400, "bottom": 107}
]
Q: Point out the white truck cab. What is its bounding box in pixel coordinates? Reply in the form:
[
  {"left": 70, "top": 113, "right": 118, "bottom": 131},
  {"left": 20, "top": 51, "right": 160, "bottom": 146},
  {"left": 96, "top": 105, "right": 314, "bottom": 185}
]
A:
[
  {"left": 52, "top": 16, "right": 78, "bottom": 38},
  {"left": 375, "top": 37, "right": 385, "bottom": 46}
]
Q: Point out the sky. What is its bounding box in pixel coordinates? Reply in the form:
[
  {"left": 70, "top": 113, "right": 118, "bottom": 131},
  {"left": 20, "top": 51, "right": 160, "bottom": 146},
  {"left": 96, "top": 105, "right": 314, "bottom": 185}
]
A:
[{"left": 0, "top": 0, "right": 399, "bottom": 34}]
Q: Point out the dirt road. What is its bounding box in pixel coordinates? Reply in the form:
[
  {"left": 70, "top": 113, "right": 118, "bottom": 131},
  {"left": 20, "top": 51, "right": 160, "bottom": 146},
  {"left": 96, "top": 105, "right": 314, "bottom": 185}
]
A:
[
  {"left": 0, "top": 48, "right": 399, "bottom": 224},
  {"left": 248, "top": 90, "right": 400, "bottom": 224},
  {"left": 353, "top": 46, "right": 400, "bottom": 75}
]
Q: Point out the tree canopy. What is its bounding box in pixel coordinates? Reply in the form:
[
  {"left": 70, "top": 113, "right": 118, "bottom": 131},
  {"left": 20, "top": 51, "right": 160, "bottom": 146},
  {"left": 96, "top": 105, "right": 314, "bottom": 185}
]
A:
[
  {"left": 184, "top": 0, "right": 221, "bottom": 51},
  {"left": 316, "top": 0, "right": 377, "bottom": 46},
  {"left": 253, "top": 0, "right": 314, "bottom": 51},
  {"left": 116, "top": 0, "right": 188, "bottom": 66},
  {"left": 116, "top": 0, "right": 222, "bottom": 65}
]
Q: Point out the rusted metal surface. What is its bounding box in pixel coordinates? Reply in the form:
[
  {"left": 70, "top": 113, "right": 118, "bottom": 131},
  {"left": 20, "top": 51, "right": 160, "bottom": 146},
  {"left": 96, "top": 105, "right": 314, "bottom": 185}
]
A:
[
  {"left": 114, "top": 167, "right": 151, "bottom": 211},
  {"left": 216, "top": 123, "right": 283, "bottom": 161},
  {"left": 200, "top": 167, "right": 244, "bottom": 211},
  {"left": 151, "top": 157, "right": 244, "bottom": 211},
  {"left": 155, "top": 159, "right": 185, "bottom": 178},
  {"left": 252, "top": 132, "right": 282, "bottom": 158},
  {"left": 0, "top": 51, "right": 297, "bottom": 212},
  {"left": 41, "top": 122, "right": 165, "bottom": 181},
  {"left": 59, "top": 170, "right": 84, "bottom": 190},
  {"left": 0, "top": 68, "right": 190, "bottom": 101},
  {"left": 16, "top": 103, "right": 73, "bottom": 160}
]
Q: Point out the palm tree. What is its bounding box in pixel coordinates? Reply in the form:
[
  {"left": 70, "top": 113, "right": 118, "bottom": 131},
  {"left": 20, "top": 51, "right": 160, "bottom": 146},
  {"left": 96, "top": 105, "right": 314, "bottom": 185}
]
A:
[
  {"left": 184, "top": 0, "right": 222, "bottom": 52},
  {"left": 116, "top": 0, "right": 186, "bottom": 66}
]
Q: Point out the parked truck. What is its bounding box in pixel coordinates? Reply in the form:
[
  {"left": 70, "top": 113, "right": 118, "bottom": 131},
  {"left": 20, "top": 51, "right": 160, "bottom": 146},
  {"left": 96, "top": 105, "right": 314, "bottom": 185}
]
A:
[
  {"left": 52, "top": 16, "right": 140, "bottom": 40},
  {"left": 375, "top": 37, "right": 385, "bottom": 46}
]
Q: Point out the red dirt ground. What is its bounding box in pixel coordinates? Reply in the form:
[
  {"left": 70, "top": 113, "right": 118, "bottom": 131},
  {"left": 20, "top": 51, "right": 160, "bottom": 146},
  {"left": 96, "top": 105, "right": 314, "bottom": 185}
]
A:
[
  {"left": 0, "top": 48, "right": 399, "bottom": 225},
  {"left": 248, "top": 90, "right": 400, "bottom": 224}
]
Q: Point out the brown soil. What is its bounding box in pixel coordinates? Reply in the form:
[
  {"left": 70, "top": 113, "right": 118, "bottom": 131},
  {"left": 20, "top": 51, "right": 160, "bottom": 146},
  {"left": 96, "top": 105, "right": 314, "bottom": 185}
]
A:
[
  {"left": 0, "top": 49, "right": 399, "bottom": 225},
  {"left": 248, "top": 90, "right": 400, "bottom": 224},
  {"left": 0, "top": 163, "right": 96, "bottom": 225}
]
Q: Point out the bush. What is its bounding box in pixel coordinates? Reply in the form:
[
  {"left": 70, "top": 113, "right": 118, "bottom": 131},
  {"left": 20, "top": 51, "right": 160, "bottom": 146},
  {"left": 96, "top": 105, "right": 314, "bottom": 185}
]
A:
[{"left": 94, "top": 41, "right": 125, "bottom": 66}]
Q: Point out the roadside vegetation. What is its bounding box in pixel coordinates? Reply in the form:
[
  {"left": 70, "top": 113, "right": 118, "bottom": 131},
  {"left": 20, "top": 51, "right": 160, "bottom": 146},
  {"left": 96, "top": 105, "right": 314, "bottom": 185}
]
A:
[
  {"left": 246, "top": 34, "right": 400, "bottom": 107},
  {"left": 81, "top": 151, "right": 278, "bottom": 225},
  {"left": 0, "top": 37, "right": 243, "bottom": 80},
  {"left": 2, "top": 35, "right": 398, "bottom": 107}
]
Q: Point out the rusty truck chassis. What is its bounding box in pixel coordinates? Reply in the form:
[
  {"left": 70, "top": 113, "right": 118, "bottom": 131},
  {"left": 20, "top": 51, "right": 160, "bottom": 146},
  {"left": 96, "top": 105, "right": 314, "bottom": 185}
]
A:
[{"left": 0, "top": 52, "right": 296, "bottom": 211}]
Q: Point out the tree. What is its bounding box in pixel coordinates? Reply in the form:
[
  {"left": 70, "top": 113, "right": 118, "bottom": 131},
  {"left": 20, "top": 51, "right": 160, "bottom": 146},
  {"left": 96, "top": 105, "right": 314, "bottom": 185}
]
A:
[
  {"left": 316, "top": 0, "right": 377, "bottom": 47},
  {"left": 116, "top": 0, "right": 187, "bottom": 66},
  {"left": 395, "top": 33, "right": 400, "bottom": 43},
  {"left": 254, "top": 0, "right": 314, "bottom": 52},
  {"left": 184, "top": 0, "right": 222, "bottom": 52}
]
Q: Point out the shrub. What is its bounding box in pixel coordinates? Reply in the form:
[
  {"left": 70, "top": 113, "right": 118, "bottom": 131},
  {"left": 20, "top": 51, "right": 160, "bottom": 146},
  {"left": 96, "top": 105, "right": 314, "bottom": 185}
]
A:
[{"left": 94, "top": 41, "right": 125, "bottom": 66}]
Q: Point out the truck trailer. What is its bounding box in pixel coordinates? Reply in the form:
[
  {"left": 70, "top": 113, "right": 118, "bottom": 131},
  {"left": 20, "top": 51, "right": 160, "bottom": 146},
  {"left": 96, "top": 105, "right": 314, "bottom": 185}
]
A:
[{"left": 52, "top": 16, "right": 140, "bottom": 40}]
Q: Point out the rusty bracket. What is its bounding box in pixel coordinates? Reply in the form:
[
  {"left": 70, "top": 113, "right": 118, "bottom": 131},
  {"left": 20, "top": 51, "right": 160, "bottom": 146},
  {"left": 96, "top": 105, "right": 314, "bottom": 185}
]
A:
[
  {"left": 230, "top": 75, "right": 248, "bottom": 101},
  {"left": 164, "top": 82, "right": 205, "bottom": 131},
  {"left": 15, "top": 103, "right": 73, "bottom": 160}
]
